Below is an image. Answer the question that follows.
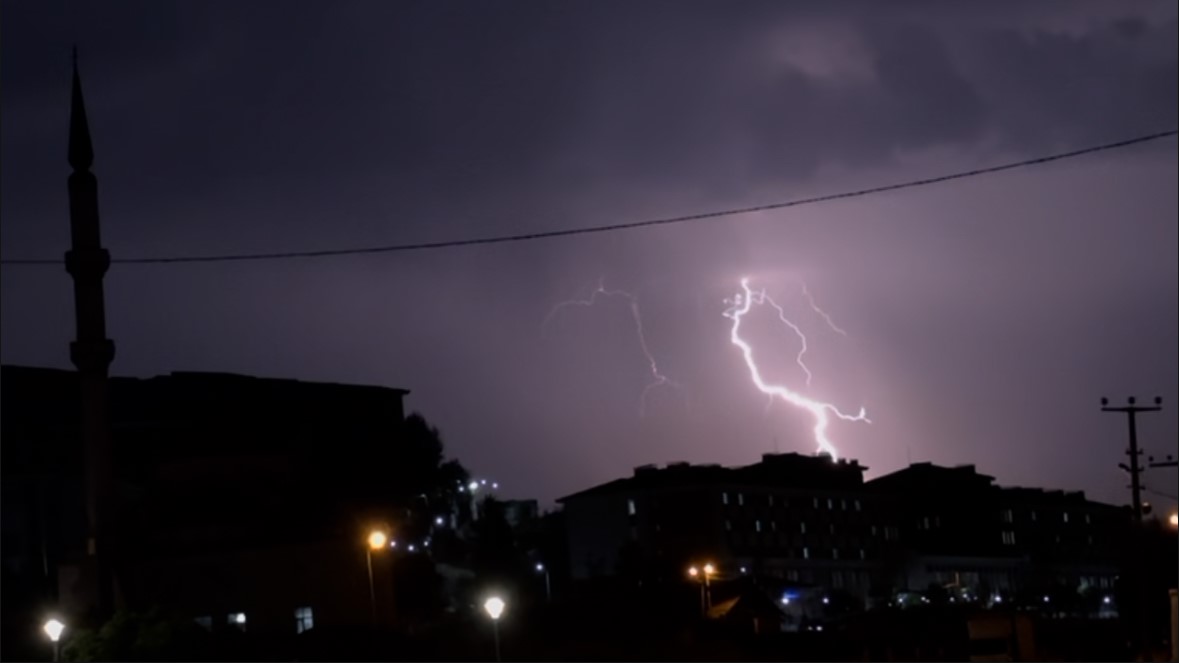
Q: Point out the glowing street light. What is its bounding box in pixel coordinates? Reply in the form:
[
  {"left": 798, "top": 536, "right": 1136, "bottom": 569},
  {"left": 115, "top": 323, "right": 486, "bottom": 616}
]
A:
[
  {"left": 687, "top": 563, "right": 715, "bottom": 614},
  {"left": 43, "top": 619, "right": 65, "bottom": 662},
  {"left": 535, "top": 562, "right": 552, "bottom": 602},
  {"left": 365, "top": 529, "right": 389, "bottom": 623},
  {"left": 367, "top": 530, "right": 388, "bottom": 550},
  {"left": 483, "top": 596, "right": 506, "bottom": 662},
  {"left": 1169, "top": 512, "right": 1177, "bottom": 528}
]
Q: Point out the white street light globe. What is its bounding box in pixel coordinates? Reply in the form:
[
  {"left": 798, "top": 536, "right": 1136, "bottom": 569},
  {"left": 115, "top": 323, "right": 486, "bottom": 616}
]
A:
[
  {"left": 483, "top": 596, "right": 506, "bottom": 620},
  {"left": 43, "top": 619, "right": 65, "bottom": 642}
]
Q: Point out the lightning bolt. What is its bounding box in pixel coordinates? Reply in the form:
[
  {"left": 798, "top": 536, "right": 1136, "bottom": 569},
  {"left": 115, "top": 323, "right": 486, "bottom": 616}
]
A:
[
  {"left": 761, "top": 290, "right": 813, "bottom": 386},
  {"left": 801, "top": 281, "right": 848, "bottom": 337},
  {"left": 724, "top": 278, "right": 868, "bottom": 460},
  {"left": 544, "top": 280, "right": 684, "bottom": 417}
]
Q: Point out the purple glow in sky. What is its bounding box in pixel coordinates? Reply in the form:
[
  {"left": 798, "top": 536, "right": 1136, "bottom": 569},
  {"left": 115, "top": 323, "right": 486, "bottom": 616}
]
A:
[{"left": 2, "top": 1, "right": 1176, "bottom": 511}]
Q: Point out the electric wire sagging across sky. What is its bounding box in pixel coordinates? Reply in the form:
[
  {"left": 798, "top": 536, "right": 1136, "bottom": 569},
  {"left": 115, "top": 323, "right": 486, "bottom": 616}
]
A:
[
  {"left": 725, "top": 278, "right": 869, "bottom": 460},
  {"left": 543, "top": 280, "right": 685, "bottom": 417}
]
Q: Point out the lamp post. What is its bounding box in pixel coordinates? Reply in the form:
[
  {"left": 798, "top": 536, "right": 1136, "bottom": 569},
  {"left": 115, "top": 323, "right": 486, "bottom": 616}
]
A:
[
  {"left": 688, "top": 563, "right": 715, "bottom": 615},
  {"left": 535, "top": 563, "right": 551, "bottom": 602},
  {"left": 43, "top": 619, "right": 65, "bottom": 662},
  {"left": 483, "top": 596, "right": 506, "bottom": 662},
  {"left": 366, "top": 530, "right": 388, "bottom": 623}
]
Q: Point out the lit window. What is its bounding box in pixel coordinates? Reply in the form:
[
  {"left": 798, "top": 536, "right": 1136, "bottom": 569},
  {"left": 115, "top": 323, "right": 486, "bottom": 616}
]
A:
[
  {"left": 1062, "top": 512, "right": 1069, "bottom": 523},
  {"left": 841, "top": 499, "right": 847, "bottom": 511},
  {"left": 922, "top": 517, "right": 930, "bottom": 530},
  {"left": 800, "top": 522, "right": 807, "bottom": 534},
  {"left": 194, "top": 616, "right": 212, "bottom": 631},
  {"left": 832, "top": 548, "right": 839, "bottom": 560},
  {"left": 627, "top": 499, "right": 636, "bottom": 516},
  {"left": 803, "top": 546, "right": 810, "bottom": 560},
  {"left": 722, "top": 492, "right": 730, "bottom": 505},
  {"left": 859, "top": 548, "right": 866, "bottom": 560},
  {"left": 725, "top": 519, "right": 732, "bottom": 531},
  {"left": 294, "top": 606, "right": 314, "bottom": 634},
  {"left": 1001, "top": 531, "right": 1016, "bottom": 546},
  {"left": 1031, "top": 511, "right": 1037, "bottom": 522},
  {"left": 854, "top": 499, "right": 862, "bottom": 512},
  {"left": 1002, "top": 509, "right": 1013, "bottom": 523},
  {"left": 1085, "top": 513, "right": 1091, "bottom": 525},
  {"left": 771, "top": 520, "right": 777, "bottom": 531},
  {"left": 870, "top": 525, "right": 878, "bottom": 536},
  {"left": 228, "top": 612, "right": 247, "bottom": 631},
  {"left": 755, "top": 520, "right": 762, "bottom": 533},
  {"left": 768, "top": 495, "right": 775, "bottom": 506},
  {"left": 738, "top": 493, "right": 745, "bottom": 506},
  {"left": 813, "top": 497, "right": 819, "bottom": 509},
  {"left": 827, "top": 498, "right": 834, "bottom": 510}
]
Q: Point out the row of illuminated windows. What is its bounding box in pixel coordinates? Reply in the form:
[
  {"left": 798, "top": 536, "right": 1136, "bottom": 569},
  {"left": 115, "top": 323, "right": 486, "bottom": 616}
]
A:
[
  {"left": 1001, "top": 530, "right": 1096, "bottom": 547},
  {"left": 722, "top": 518, "right": 899, "bottom": 540},
  {"left": 1000, "top": 508, "right": 1092, "bottom": 525},
  {"left": 721, "top": 492, "right": 863, "bottom": 512},
  {"left": 194, "top": 607, "right": 314, "bottom": 634},
  {"left": 730, "top": 545, "right": 868, "bottom": 561}
]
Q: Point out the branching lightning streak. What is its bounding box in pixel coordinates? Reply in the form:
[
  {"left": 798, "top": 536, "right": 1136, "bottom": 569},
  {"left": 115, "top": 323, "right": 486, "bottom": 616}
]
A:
[
  {"left": 725, "top": 278, "right": 868, "bottom": 460},
  {"left": 761, "top": 291, "right": 813, "bottom": 386},
  {"left": 544, "top": 280, "right": 682, "bottom": 416},
  {"left": 801, "top": 281, "right": 848, "bottom": 336}
]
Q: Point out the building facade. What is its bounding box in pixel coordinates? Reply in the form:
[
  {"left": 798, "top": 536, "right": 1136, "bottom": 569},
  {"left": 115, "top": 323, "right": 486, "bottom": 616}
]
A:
[
  {"left": 559, "top": 454, "right": 1129, "bottom": 611},
  {"left": 2, "top": 365, "right": 410, "bottom": 641},
  {"left": 559, "top": 453, "right": 898, "bottom": 601}
]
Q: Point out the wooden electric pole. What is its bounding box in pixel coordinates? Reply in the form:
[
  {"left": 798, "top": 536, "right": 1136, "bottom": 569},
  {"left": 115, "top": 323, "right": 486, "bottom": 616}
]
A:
[{"left": 1101, "top": 396, "right": 1163, "bottom": 661}]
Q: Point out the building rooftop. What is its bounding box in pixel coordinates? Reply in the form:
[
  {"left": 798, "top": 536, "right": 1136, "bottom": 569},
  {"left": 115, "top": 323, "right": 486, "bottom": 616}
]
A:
[{"left": 557, "top": 452, "right": 867, "bottom": 503}]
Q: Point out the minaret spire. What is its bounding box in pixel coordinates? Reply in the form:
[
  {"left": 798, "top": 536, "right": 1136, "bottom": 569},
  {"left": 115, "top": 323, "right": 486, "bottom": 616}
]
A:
[
  {"left": 69, "top": 46, "right": 94, "bottom": 171},
  {"left": 65, "top": 49, "right": 118, "bottom": 620}
]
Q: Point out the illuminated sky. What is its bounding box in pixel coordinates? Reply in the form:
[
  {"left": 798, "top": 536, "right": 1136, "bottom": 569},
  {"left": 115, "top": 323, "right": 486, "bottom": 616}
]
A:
[{"left": 2, "top": 1, "right": 1176, "bottom": 511}]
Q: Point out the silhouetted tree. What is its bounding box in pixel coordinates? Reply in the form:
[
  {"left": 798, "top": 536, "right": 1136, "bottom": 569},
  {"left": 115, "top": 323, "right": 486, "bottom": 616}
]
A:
[{"left": 61, "top": 608, "right": 216, "bottom": 661}]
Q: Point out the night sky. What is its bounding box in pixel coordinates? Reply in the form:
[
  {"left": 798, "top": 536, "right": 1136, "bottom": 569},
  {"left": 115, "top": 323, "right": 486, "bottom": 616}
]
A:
[{"left": 2, "top": 1, "right": 1176, "bottom": 511}]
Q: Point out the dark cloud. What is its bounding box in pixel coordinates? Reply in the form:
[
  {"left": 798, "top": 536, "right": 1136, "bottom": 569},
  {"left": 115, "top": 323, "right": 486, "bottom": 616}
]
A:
[{"left": 2, "top": 1, "right": 1176, "bottom": 509}]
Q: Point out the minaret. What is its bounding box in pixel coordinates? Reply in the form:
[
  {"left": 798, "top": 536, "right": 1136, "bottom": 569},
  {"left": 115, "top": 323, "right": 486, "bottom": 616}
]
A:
[{"left": 65, "top": 49, "right": 117, "bottom": 618}]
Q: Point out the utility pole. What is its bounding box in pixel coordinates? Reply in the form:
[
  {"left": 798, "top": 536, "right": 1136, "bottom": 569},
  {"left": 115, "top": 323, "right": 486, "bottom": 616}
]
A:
[
  {"left": 1103, "top": 396, "right": 1162, "bottom": 524},
  {"left": 1102, "top": 396, "right": 1162, "bottom": 661}
]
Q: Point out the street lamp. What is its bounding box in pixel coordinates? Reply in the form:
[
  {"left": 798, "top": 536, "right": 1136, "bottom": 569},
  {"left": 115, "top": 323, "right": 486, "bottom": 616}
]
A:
[
  {"left": 535, "top": 563, "right": 551, "bottom": 602},
  {"left": 687, "top": 563, "right": 715, "bottom": 614},
  {"left": 483, "top": 596, "right": 506, "bottom": 662},
  {"left": 43, "top": 619, "right": 65, "bottom": 662},
  {"left": 366, "top": 529, "right": 388, "bottom": 623},
  {"left": 1169, "top": 512, "right": 1177, "bottom": 528}
]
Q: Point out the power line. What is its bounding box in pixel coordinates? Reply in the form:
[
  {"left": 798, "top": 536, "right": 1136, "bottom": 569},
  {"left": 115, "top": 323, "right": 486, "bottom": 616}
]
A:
[
  {"left": 2, "top": 129, "right": 1175, "bottom": 267},
  {"left": 1145, "top": 487, "right": 1177, "bottom": 501}
]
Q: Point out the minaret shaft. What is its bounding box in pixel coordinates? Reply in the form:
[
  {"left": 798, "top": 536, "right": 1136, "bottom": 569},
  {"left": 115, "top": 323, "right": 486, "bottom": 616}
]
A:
[{"left": 66, "top": 50, "right": 117, "bottom": 619}]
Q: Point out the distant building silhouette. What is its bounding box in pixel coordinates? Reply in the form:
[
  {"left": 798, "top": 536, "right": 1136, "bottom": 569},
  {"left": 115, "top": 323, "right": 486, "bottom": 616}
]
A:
[
  {"left": 559, "top": 453, "right": 1128, "bottom": 614},
  {"left": 559, "top": 453, "right": 890, "bottom": 601},
  {"left": 868, "top": 462, "right": 1125, "bottom": 603},
  {"left": 1, "top": 365, "right": 412, "bottom": 640}
]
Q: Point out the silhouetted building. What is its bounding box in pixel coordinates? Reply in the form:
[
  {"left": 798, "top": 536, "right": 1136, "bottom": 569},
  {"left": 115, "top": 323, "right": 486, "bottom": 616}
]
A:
[
  {"left": 2, "top": 365, "right": 410, "bottom": 637},
  {"left": 559, "top": 455, "right": 1130, "bottom": 615},
  {"left": 558, "top": 453, "right": 894, "bottom": 601},
  {"left": 867, "top": 462, "right": 1127, "bottom": 604}
]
